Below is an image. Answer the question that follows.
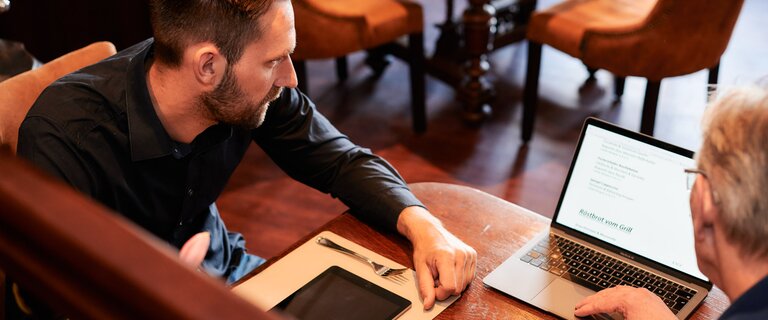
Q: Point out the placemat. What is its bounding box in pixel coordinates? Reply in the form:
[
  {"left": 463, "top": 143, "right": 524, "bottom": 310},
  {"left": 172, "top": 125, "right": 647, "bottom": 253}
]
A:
[{"left": 233, "top": 231, "right": 458, "bottom": 319}]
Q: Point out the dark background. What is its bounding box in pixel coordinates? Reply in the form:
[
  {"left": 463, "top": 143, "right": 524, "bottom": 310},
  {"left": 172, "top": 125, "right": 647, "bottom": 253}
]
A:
[{"left": 0, "top": 0, "right": 152, "bottom": 62}]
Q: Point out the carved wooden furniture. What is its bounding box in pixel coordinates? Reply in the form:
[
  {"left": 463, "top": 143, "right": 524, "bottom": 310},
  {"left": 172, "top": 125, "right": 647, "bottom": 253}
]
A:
[{"left": 427, "top": 0, "right": 537, "bottom": 123}]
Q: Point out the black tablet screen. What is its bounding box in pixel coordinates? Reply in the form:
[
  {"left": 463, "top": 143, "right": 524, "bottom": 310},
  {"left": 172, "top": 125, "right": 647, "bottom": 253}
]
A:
[{"left": 271, "top": 266, "right": 411, "bottom": 320}]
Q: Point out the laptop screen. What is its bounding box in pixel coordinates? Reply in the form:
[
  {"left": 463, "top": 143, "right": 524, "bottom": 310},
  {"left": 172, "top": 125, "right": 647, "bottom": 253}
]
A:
[{"left": 553, "top": 119, "right": 708, "bottom": 282}]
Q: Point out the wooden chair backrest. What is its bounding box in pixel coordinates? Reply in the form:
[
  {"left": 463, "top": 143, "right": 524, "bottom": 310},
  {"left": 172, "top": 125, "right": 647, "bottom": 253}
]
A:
[{"left": 0, "top": 149, "right": 277, "bottom": 319}]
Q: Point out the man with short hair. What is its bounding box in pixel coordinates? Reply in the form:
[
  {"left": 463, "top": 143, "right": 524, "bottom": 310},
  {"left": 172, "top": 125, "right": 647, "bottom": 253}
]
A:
[
  {"left": 17, "top": 0, "right": 475, "bottom": 311},
  {"left": 573, "top": 86, "right": 768, "bottom": 319}
]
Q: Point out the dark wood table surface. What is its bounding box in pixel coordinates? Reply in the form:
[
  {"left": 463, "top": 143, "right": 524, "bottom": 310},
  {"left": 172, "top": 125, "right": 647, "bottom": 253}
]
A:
[{"left": 241, "top": 182, "right": 729, "bottom": 319}]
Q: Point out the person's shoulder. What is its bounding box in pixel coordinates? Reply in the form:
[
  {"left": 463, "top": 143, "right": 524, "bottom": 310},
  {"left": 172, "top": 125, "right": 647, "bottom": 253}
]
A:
[
  {"left": 721, "top": 309, "right": 768, "bottom": 320},
  {"left": 62, "top": 38, "right": 153, "bottom": 83},
  {"left": 27, "top": 77, "right": 122, "bottom": 132},
  {"left": 45, "top": 39, "right": 154, "bottom": 110},
  {"left": 23, "top": 64, "right": 128, "bottom": 146},
  {"left": 24, "top": 40, "right": 156, "bottom": 132},
  {"left": 720, "top": 276, "right": 768, "bottom": 320}
]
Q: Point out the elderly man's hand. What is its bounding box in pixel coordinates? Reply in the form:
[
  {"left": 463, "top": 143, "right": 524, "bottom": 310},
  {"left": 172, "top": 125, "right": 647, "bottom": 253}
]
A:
[
  {"left": 574, "top": 285, "right": 676, "bottom": 320},
  {"left": 397, "top": 206, "right": 477, "bottom": 310}
]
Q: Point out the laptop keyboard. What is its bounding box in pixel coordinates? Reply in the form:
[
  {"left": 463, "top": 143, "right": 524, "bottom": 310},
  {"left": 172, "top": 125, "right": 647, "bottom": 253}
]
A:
[{"left": 521, "top": 234, "right": 697, "bottom": 314}]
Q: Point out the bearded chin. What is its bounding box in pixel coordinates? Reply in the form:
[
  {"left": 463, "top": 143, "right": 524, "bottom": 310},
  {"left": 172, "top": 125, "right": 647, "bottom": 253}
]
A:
[{"left": 200, "top": 71, "right": 280, "bottom": 129}]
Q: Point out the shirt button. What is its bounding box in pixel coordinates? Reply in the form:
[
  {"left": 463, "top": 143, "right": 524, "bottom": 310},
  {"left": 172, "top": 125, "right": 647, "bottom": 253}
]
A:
[{"left": 187, "top": 188, "right": 194, "bottom": 197}]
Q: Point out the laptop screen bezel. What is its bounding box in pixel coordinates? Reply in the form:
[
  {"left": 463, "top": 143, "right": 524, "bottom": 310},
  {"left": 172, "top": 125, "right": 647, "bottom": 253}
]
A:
[{"left": 550, "top": 117, "right": 712, "bottom": 289}]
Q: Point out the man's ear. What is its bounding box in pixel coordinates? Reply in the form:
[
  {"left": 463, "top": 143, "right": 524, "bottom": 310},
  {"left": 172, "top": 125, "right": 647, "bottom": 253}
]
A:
[
  {"left": 693, "top": 176, "right": 718, "bottom": 238},
  {"left": 690, "top": 174, "right": 724, "bottom": 287},
  {"left": 190, "top": 43, "right": 226, "bottom": 89}
]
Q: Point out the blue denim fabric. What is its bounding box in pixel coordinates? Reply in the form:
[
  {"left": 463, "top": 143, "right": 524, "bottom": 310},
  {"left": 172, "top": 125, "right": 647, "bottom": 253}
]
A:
[{"left": 226, "top": 253, "right": 266, "bottom": 285}]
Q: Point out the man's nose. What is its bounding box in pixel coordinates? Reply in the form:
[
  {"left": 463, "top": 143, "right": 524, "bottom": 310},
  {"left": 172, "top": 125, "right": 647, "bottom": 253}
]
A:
[{"left": 276, "top": 56, "right": 298, "bottom": 89}]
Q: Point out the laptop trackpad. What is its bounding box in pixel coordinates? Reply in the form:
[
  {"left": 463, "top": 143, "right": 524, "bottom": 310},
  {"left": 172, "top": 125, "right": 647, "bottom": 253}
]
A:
[
  {"left": 532, "top": 278, "right": 597, "bottom": 320},
  {"left": 483, "top": 257, "right": 558, "bottom": 302}
]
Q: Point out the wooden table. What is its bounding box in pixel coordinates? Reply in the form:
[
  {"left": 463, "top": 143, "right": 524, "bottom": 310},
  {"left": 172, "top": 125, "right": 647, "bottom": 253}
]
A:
[{"left": 241, "top": 182, "right": 729, "bottom": 319}]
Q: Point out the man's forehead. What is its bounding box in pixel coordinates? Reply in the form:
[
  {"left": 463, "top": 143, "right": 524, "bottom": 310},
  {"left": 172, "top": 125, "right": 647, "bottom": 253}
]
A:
[
  {"left": 257, "top": 0, "right": 294, "bottom": 30},
  {"left": 251, "top": 1, "right": 295, "bottom": 55}
]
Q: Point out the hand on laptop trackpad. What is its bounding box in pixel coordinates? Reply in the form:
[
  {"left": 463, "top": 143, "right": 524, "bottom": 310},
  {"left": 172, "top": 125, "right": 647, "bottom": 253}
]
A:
[
  {"left": 579, "top": 312, "right": 624, "bottom": 320},
  {"left": 531, "top": 278, "right": 625, "bottom": 320}
]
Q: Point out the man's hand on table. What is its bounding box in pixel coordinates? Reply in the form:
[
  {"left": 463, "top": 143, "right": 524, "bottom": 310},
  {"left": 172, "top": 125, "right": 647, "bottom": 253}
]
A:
[
  {"left": 397, "top": 206, "right": 477, "bottom": 310},
  {"left": 574, "top": 285, "right": 676, "bottom": 320}
]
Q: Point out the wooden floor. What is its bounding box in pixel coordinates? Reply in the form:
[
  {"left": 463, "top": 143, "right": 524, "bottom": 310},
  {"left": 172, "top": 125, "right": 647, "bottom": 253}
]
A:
[{"left": 218, "top": 0, "right": 768, "bottom": 259}]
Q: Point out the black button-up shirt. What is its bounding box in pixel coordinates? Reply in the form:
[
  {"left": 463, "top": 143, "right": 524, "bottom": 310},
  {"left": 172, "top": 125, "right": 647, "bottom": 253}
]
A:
[{"left": 17, "top": 39, "right": 422, "bottom": 279}]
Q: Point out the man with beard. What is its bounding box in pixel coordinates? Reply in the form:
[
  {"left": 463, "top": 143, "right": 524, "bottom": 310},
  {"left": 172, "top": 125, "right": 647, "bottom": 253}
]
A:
[{"left": 15, "top": 0, "right": 475, "bottom": 313}]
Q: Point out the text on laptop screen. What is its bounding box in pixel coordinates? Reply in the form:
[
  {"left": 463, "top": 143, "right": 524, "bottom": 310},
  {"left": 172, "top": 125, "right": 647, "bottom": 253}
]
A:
[{"left": 555, "top": 124, "right": 708, "bottom": 281}]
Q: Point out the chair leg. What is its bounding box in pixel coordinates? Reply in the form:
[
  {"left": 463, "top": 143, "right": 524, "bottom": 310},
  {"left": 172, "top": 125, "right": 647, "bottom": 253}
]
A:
[
  {"left": 708, "top": 62, "right": 720, "bottom": 97},
  {"left": 614, "top": 76, "right": 626, "bottom": 103},
  {"left": 522, "top": 41, "right": 542, "bottom": 143},
  {"left": 335, "top": 56, "right": 348, "bottom": 83},
  {"left": 408, "top": 33, "right": 427, "bottom": 133},
  {"left": 365, "top": 47, "right": 391, "bottom": 77},
  {"left": 641, "top": 79, "right": 661, "bottom": 136},
  {"left": 294, "top": 60, "right": 308, "bottom": 95}
]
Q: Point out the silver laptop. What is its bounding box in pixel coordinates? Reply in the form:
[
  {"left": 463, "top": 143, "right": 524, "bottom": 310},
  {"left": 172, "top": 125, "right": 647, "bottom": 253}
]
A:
[{"left": 484, "top": 118, "right": 711, "bottom": 319}]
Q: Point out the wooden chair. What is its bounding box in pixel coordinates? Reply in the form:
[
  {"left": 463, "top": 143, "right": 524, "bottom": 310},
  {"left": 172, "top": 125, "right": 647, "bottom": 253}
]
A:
[
  {"left": 0, "top": 41, "right": 117, "bottom": 154},
  {"left": 0, "top": 149, "right": 276, "bottom": 319},
  {"left": 521, "top": 0, "right": 744, "bottom": 141},
  {"left": 291, "top": 0, "right": 426, "bottom": 132},
  {"left": 0, "top": 41, "right": 116, "bottom": 317}
]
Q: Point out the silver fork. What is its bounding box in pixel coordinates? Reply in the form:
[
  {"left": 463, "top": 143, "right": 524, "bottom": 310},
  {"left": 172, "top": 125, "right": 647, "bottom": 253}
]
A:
[{"left": 317, "top": 237, "right": 408, "bottom": 283}]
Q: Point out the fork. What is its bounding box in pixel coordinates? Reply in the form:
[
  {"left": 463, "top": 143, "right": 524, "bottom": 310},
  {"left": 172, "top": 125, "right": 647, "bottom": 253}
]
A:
[{"left": 317, "top": 237, "right": 408, "bottom": 282}]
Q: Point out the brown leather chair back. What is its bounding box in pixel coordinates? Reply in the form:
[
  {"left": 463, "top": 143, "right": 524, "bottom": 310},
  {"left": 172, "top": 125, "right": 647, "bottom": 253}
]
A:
[
  {"left": 581, "top": 0, "right": 745, "bottom": 80},
  {"left": 522, "top": 0, "right": 745, "bottom": 140},
  {"left": 289, "top": 0, "right": 427, "bottom": 132},
  {"left": 291, "top": 0, "right": 422, "bottom": 60}
]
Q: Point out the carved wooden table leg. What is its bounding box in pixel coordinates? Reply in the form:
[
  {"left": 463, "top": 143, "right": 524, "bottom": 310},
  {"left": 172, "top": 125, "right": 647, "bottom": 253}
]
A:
[{"left": 459, "top": 0, "right": 495, "bottom": 124}]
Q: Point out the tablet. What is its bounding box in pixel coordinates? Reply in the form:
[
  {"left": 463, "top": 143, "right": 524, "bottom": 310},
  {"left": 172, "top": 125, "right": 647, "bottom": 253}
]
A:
[{"left": 270, "top": 265, "right": 411, "bottom": 320}]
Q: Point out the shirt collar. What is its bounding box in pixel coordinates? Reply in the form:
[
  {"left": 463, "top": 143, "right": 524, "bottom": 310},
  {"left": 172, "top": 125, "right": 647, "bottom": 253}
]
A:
[
  {"left": 124, "top": 38, "right": 236, "bottom": 161},
  {"left": 125, "top": 38, "right": 175, "bottom": 161}
]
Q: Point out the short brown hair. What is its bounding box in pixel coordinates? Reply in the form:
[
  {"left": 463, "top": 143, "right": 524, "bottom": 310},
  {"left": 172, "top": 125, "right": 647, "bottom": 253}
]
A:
[
  {"left": 149, "top": 0, "right": 275, "bottom": 67},
  {"left": 698, "top": 85, "right": 768, "bottom": 257}
]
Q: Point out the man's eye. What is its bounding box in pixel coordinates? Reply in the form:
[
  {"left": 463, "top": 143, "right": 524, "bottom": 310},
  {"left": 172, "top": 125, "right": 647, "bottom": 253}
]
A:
[{"left": 268, "top": 58, "right": 283, "bottom": 67}]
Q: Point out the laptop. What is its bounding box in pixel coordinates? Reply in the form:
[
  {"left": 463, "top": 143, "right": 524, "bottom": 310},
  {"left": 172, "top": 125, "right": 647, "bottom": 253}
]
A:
[{"left": 484, "top": 117, "right": 711, "bottom": 319}]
